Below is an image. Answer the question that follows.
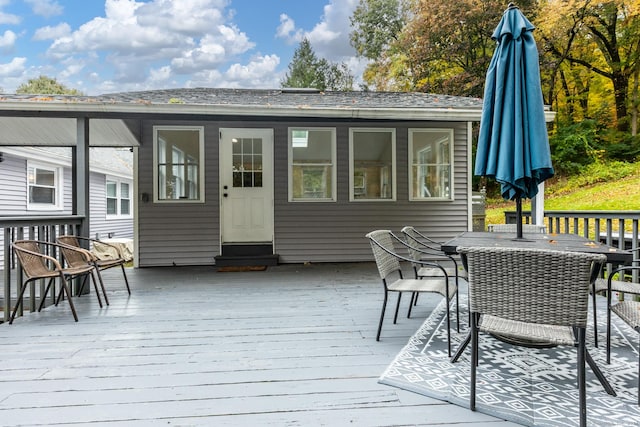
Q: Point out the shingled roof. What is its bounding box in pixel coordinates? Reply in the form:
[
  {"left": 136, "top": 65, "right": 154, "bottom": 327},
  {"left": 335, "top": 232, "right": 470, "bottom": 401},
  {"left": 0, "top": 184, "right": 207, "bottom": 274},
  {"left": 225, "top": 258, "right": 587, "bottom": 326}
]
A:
[{"left": 0, "top": 88, "right": 486, "bottom": 121}]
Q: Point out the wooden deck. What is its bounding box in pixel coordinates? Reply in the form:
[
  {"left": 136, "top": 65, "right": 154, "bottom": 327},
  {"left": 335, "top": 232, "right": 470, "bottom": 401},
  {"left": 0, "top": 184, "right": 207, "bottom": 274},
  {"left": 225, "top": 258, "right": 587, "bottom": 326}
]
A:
[{"left": 0, "top": 262, "right": 518, "bottom": 426}]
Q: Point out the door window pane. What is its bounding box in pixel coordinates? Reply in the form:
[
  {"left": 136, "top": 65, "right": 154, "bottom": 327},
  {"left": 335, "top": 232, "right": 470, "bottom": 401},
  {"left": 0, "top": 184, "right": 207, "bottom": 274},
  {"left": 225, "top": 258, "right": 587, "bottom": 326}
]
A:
[{"left": 232, "top": 137, "right": 263, "bottom": 188}]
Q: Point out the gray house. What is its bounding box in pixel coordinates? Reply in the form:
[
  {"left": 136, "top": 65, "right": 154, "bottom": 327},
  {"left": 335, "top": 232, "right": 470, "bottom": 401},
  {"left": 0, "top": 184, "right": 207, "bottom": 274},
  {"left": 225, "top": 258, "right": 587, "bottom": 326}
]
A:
[
  {"left": 0, "top": 88, "right": 548, "bottom": 267},
  {"left": 0, "top": 146, "right": 133, "bottom": 264}
]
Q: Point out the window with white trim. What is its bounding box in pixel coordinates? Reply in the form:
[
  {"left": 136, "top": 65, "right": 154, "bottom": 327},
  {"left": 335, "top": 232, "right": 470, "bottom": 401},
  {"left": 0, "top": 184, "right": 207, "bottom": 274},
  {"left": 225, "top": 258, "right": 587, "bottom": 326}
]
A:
[
  {"left": 154, "top": 126, "right": 205, "bottom": 202},
  {"left": 106, "top": 179, "right": 132, "bottom": 217},
  {"left": 349, "top": 128, "right": 396, "bottom": 201},
  {"left": 27, "top": 162, "right": 62, "bottom": 210},
  {"left": 288, "top": 128, "right": 336, "bottom": 201},
  {"left": 409, "top": 129, "right": 454, "bottom": 200}
]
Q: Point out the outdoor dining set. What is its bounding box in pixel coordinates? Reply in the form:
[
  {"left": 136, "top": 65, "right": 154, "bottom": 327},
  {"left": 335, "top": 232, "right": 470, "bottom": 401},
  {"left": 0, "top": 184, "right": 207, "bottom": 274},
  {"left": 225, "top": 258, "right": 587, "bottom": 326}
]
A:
[{"left": 366, "top": 225, "right": 640, "bottom": 427}]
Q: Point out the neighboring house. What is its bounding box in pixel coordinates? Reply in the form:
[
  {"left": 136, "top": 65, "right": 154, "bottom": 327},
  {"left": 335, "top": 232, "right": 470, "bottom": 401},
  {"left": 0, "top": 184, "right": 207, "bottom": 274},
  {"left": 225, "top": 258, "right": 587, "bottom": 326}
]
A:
[
  {"left": 0, "top": 88, "right": 554, "bottom": 267},
  {"left": 0, "top": 146, "right": 133, "bottom": 264}
]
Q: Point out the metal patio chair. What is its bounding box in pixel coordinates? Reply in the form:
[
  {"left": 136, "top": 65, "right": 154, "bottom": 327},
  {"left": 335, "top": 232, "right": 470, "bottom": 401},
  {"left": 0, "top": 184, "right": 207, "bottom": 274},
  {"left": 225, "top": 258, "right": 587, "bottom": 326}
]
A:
[
  {"left": 10, "top": 240, "right": 102, "bottom": 324},
  {"left": 608, "top": 298, "right": 640, "bottom": 405},
  {"left": 366, "top": 230, "right": 457, "bottom": 356},
  {"left": 459, "top": 246, "right": 610, "bottom": 427},
  {"left": 400, "top": 226, "right": 462, "bottom": 329},
  {"left": 58, "top": 235, "right": 132, "bottom": 303}
]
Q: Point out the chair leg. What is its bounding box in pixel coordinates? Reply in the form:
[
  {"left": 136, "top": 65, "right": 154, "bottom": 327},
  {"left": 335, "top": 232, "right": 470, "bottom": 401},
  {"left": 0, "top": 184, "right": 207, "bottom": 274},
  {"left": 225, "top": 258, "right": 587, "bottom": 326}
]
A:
[
  {"left": 407, "top": 292, "right": 416, "bottom": 318},
  {"left": 89, "top": 272, "right": 104, "bottom": 308},
  {"left": 58, "top": 274, "right": 78, "bottom": 322},
  {"left": 9, "top": 282, "right": 30, "bottom": 324},
  {"left": 94, "top": 268, "right": 110, "bottom": 306},
  {"left": 376, "top": 290, "right": 388, "bottom": 341},
  {"left": 577, "top": 327, "right": 587, "bottom": 427},
  {"left": 470, "top": 312, "right": 478, "bottom": 411},
  {"left": 393, "top": 293, "right": 402, "bottom": 324},
  {"left": 607, "top": 289, "right": 613, "bottom": 364},
  {"left": 37, "top": 278, "right": 56, "bottom": 312},
  {"left": 592, "top": 283, "right": 599, "bottom": 347},
  {"left": 120, "top": 264, "right": 131, "bottom": 295}
]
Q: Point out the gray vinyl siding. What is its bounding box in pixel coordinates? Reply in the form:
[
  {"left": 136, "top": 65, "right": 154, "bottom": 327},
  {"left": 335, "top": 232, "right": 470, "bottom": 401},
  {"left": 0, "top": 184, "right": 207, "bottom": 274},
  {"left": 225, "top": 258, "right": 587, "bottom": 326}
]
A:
[
  {"left": 89, "top": 173, "right": 134, "bottom": 240},
  {"left": 0, "top": 154, "right": 28, "bottom": 213},
  {"left": 136, "top": 119, "right": 470, "bottom": 267},
  {"left": 136, "top": 121, "right": 219, "bottom": 267}
]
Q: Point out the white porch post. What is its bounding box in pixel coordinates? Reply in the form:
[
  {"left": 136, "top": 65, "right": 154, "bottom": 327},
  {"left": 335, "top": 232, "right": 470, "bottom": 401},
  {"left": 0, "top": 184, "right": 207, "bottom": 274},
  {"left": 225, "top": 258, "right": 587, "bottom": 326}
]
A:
[{"left": 532, "top": 182, "right": 545, "bottom": 225}]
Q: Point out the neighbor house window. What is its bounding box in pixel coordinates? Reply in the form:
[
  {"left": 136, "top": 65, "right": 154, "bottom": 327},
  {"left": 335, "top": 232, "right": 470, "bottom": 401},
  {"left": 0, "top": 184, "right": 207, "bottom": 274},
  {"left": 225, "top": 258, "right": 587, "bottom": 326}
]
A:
[
  {"left": 106, "top": 179, "right": 132, "bottom": 217},
  {"left": 27, "top": 162, "right": 62, "bottom": 210},
  {"left": 289, "top": 128, "right": 336, "bottom": 201},
  {"left": 154, "top": 126, "right": 205, "bottom": 202},
  {"left": 349, "top": 128, "right": 395, "bottom": 201},
  {"left": 409, "top": 129, "right": 454, "bottom": 200}
]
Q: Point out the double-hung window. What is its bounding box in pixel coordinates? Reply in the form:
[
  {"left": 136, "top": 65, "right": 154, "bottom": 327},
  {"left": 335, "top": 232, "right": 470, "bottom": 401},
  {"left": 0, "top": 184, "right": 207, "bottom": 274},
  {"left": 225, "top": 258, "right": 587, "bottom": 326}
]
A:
[
  {"left": 409, "top": 129, "right": 454, "bottom": 200},
  {"left": 349, "top": 128, "right": 395, "bottom": 201},
  {"left": 27, "top": 162, "right": 62, "bottom": 210},
  {"left": 106, "top": 179, "right": 132, "bottom": 217},
  {"left": 154, "top": 126, "right": 205, "bottom": 202},
  {"left": 289, "top": 128, "right": 336, "bottom": 201}
]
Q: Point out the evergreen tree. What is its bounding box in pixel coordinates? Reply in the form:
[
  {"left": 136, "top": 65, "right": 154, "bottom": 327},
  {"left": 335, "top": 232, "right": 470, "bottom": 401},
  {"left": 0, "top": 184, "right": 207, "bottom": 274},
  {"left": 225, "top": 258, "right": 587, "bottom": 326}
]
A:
[{"left": 281, "top": 38, "right": 353, "bottom": 91}]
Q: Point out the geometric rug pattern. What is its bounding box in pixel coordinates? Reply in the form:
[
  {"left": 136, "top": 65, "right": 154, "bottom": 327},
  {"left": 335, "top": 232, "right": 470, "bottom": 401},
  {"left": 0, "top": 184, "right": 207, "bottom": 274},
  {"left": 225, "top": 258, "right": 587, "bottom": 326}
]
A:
[{"left": 379, "top": 293, "right": 640, "bottom": 426}]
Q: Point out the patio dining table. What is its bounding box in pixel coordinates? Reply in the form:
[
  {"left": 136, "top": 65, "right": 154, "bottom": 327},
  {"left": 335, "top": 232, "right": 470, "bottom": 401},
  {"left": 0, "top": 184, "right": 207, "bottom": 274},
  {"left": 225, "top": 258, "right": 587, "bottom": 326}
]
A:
[{"left": 441, "top": 231, "right": 633, "bottom": 265}]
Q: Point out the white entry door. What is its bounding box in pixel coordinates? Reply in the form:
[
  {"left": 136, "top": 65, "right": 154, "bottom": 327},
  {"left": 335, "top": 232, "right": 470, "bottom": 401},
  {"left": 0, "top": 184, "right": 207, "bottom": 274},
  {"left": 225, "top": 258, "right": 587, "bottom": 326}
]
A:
[{"left": 219, "top": 128, "right": 274, "bottom": 243}]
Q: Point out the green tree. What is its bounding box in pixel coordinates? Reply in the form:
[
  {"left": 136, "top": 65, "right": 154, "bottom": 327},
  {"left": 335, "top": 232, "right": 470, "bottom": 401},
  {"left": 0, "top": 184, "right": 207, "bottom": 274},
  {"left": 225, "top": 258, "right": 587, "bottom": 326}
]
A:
[
  {"left": 281, "top": 39, "right": 354, "bottom": 91},
  {"left": 16, "top": 75, "right": 83, "bottom": 95}
]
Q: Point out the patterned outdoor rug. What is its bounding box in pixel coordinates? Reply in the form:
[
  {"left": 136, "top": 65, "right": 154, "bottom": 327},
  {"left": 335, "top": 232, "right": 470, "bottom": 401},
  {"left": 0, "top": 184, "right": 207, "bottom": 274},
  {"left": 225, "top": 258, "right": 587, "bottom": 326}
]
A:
[{"left": 379, "top": 293, "right": 640, "bottom": 426}]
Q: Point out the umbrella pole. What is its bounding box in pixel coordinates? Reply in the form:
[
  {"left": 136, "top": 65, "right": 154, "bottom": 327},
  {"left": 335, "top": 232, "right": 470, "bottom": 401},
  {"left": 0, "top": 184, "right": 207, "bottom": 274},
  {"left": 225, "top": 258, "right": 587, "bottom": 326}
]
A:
[{"left": 516, "top": 195, "right": 523, "bottom": 239}]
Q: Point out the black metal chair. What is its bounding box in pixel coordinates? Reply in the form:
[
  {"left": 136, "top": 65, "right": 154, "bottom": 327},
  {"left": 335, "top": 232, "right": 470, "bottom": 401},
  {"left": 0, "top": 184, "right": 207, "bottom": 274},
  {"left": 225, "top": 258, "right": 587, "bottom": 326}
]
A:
[{"left": 366, "top": 230, "right": 457, "bottom": 356}]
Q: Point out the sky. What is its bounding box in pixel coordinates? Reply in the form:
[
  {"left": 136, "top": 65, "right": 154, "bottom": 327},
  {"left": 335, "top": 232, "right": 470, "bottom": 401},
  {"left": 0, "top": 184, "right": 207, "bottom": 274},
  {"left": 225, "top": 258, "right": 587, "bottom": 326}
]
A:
[{"left": 0, "top": 0, "right": 366, "bottom": 95}]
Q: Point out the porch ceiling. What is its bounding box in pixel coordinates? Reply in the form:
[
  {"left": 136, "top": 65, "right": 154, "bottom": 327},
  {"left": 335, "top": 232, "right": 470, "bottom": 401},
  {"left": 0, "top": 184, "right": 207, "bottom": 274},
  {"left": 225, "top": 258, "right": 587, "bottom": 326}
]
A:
[{"left": 0, "top": 117, "right": 140, "bottom": 147}]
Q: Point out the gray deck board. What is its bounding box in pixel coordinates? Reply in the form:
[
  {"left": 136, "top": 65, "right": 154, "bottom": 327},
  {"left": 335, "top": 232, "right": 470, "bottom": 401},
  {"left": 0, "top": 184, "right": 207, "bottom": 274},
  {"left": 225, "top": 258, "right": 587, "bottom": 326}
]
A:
[{"left": 0, "top": 263, "right": 518, "bottom": 426}]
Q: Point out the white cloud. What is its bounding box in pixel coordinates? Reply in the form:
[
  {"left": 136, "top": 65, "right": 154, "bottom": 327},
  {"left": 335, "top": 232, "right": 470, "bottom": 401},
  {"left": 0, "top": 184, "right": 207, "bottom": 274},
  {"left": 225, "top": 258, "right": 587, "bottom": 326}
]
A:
[
  {"left": 25, "top": 0, "right": 63, "bottom": 18},
  {"left": 0, "top": 57, "right": 27, "bottom": 77},
  {"left": 276, "top": 14, "right": 302, "bottom": 43},
  {"left": 0, "top": 30, "right": 17, "bottom": 50},
  {"left": 306, "top": 0, "right": 359, "bottom": 60},
  {"left": 33, "top": 23, "right": 71, "bottom": 41},
  {"left": 188, "top": 54, "right": 281, "bottom": 89}
]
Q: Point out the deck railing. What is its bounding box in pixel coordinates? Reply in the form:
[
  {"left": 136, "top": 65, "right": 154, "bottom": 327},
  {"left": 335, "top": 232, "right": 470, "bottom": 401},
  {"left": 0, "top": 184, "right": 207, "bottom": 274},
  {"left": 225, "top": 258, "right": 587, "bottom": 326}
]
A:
[
  {"left": 505, "top": 210, "right": 640, "bottom": 282},
  {"left": 0, "top": 216, "right": 84, "bottom": 323}
]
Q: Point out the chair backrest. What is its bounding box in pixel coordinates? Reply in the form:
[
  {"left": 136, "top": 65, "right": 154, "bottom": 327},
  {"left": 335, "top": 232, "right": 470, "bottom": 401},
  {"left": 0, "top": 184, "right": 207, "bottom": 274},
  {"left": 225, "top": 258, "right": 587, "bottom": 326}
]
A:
[
  {"left": 458, "top": 246, "right": 605, "bottom": 327},
  {"left": 12, "top": 240, "right": 55, "bottom": 278},
  {"left": 366, "top": 230, "right": 401, "bottom": 280},
  {"left": 57, "top": 236, "right": 92, "bottom": 267},
  {"left": 487, "top": 224, "right": 547, "bottom": 233}
]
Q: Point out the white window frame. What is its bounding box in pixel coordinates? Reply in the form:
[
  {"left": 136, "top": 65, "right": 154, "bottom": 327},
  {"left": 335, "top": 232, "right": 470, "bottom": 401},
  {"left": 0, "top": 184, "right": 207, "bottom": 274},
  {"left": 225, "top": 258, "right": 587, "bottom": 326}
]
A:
[
  {"left": 349, "top": 128, "right": 396, "bottom": 202},
  {"left": 26, "top": 161, "right": 63, "bottom": 211},
  {"left": 288, "top": 127, "right": 337, "bottom": 202},
  {"left": 106, "top": 177, "right": 133, "bottom": 219},
  {"left": 153, "top": 125, "right": 205, "bottom": 203},
  {"left": 408, "top": 128, "right": 455, "bottom": 201}
]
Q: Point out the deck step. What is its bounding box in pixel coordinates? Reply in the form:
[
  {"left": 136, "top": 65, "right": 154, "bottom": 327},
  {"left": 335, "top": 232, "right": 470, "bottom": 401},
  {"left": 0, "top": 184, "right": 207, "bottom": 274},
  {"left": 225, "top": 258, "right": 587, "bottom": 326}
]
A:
[{"left": 216, "top": 244, "right": 278, "bottom": 267}]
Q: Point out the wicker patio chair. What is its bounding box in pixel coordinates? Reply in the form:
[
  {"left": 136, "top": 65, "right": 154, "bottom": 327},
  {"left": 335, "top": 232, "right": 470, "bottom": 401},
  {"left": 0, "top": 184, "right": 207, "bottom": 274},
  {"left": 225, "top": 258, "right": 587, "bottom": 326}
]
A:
[
  {"left": 600, "top": 259, "right": 640, "bottom": 364},
  {"left": 366, "top": 230, "right": 457, "bottom": 356},
  {"left": 459, "top": 246, "right": 608, "bottom": 427},
  {"left": 609, "top": 298, "right": 640, "bottom": 405},
  {"left": 591, "top": 248, "right": 640, "bottom": 352},
  {"left": 10, "top": 240, "right": 102, "bottom": 324},
  {"left": 487, "top": 223, "right": 547, "bottom": 233},
  {"left": 58, "top": 235, "right": 131, "bottom": 302},
  {"left": 400, "top": 226, "right": 462, "bottom": 329}
]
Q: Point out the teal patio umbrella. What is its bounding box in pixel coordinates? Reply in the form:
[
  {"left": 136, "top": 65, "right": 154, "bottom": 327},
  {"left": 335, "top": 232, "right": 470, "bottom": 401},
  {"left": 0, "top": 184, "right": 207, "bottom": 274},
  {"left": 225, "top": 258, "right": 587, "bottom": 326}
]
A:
[{"left": 475, "top": 3, "right": 554, "bottom": 238}]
